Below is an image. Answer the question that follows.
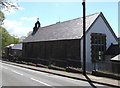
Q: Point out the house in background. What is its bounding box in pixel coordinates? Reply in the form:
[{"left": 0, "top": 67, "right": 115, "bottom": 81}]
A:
[
  {"left": 23, "top": 12, "right": 118, "bottom": 71},
  {"left": 105, "top": 43, "right": 120, "bottom": 60},
  {"left": 4, "top": 44, "right": 22, "bottom": 61},
  {"left": 110, "top": 54, "right": 120, "bottom": 74}
]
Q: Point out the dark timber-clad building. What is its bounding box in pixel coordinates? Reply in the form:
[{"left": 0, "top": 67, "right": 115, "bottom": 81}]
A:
[
  {"left": 4, "top": 44, "right": 22, "bottom": 61},
  {"left": 23, "top": 12, "right": 118, "bottom": 71}
]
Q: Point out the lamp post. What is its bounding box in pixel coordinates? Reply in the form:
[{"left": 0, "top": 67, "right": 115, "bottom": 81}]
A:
[{"left": 82, "top": 0, "right": 86, "bottom": 75}]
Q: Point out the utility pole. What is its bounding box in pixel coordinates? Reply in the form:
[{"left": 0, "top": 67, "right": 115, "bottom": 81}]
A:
[{"left": 82, "top": 0, "right": 86, "bottom": 75}]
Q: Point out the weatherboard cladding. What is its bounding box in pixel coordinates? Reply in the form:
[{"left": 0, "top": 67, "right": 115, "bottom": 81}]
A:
[{"left": 23, "top": 12, "right": 100, "bottom": 43}]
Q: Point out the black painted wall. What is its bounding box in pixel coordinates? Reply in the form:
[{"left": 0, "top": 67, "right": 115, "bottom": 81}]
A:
[{"left": 23, "top": 39, "right": 81, "bottom": 68}]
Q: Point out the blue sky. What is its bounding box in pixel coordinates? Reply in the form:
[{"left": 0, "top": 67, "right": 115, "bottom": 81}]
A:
[{"left": 3, "top": 1, "right": 119, "bottom": 37}]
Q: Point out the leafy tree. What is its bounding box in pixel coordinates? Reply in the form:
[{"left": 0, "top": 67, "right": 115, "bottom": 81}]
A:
[
  {"left": 0, "top": 10, "right": 5, "bottom": 24},
  {"left": 0, "top": 0, "right": 19, "bottom": 24},
  {"left": 0, "top": 27, "right": 21, "bottom": 57},
  {"left": 11, "top": 35, "right": 21, "bottom": 44},
  {"left": 0, "top": 0, "right": 21, "bottom": 57},
  {"left": 0, "top": 0, "right": 19, "bottom": 11}
]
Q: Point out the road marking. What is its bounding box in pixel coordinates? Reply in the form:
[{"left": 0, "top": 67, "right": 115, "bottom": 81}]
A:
[
  {"left": 1, "top": 63, "right": 92, "bottom": 86},
  {"left": 12, "top": 70, "right": 23, "bottom": 76},
  {"left": 30, "top": 78, "right": 53, "bottom": 87}
]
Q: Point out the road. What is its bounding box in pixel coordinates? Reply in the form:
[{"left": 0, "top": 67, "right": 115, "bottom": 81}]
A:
[{"left": 0, "top": 62, "right": 109, "bottom": 87}]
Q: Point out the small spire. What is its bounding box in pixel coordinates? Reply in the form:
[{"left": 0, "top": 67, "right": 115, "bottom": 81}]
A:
[
  {"left": 56, "top": 17, "right": 60, "bottom": 24},
  {"left": 59, "top": 17, "right": 60, "bottom": 22},
  {"left": 37, "top": 18, "right": 39, "bottom": 21},
  {"left": 32, "top": 17, "right": 40, "bottom": 35}
]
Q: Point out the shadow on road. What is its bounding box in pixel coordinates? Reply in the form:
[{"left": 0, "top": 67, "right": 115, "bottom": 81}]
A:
[{"left": 84, "top": 74, "right": 97, "bottom": 88}]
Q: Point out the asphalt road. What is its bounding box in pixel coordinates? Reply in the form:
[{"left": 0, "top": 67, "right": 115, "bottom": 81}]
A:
[{"left": 0, "top": 62, "right": 109, "bottom": 87}]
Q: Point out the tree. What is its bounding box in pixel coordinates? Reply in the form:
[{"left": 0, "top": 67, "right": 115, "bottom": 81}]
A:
[
  {"left": 0, "top": 10, "right": 5, "bottom": 24},
  {"left": 0, "top": 27, "right": 21, "bottom": 57},
  {"left": 0, "top": 0, "right": 19, "bottom": 11},
  {"left": 0, "top": 0, "right": 19, "bottom": 24},
  {"left": 11, "top": 35, "right": 21, "bottom": 44},
  {"left": 0, "top": 27, "right": 10, "bottom": 57},
  {"left": 0, "top": 0, "right": 21, "bottom": 57}
]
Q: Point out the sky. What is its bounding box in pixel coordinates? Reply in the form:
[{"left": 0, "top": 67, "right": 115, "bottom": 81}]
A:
[{"left": 2, "top": 0, "right": 119, "bottom": 37}]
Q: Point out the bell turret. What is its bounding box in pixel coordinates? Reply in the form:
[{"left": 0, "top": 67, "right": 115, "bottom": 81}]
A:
[{"left": 32, "top": 18, "right": 41, "bottom": 35}]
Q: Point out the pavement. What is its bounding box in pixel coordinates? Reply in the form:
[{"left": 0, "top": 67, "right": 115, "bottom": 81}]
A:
[{"left": 0, "top": 60, "right": 119, "bottom": 87}]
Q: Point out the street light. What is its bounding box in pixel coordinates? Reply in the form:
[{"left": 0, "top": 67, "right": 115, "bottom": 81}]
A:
[{"left": 82, "top": 0, "right": 86, "bottom": 75}]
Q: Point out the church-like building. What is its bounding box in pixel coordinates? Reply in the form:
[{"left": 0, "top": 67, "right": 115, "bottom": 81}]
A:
[{"left": 23, "top": 12, "right": 118, "bottom": 71}]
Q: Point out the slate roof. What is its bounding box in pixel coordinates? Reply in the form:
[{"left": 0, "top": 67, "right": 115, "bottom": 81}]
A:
[
  {"left": 111, "top": 54, "right": 120, "bottom": 62},
  {"left": 106, "top": 44, "right": 120, "bottom": 55},
  {"left": 6, "top": 44, "right": 22, "bottom": 50},
  {"left": 23, "top": 12, "right": 102, "bottom": 43}
]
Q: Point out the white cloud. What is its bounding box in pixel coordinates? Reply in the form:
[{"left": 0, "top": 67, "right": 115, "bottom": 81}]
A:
[
  {"left": 18, "top": 7, "right": 25, "bottom": 10},
  {"left": 20, "top": 17, "right": 38, "bottom": 21},
  {"left": 3, "top": 9, "right": 16, "bottom": 15},
  {"left": 3, "top": 6, "right": 25, "bottom": 15},
  {"left": 2, "top": 19, "right": 33, "bottom": 37}
]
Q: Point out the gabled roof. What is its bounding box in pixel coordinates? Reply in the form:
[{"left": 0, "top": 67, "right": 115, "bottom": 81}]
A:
[
  {"left": 6, "top": 44, "right": 14, "bottom": 47},
  {"left": 106, "top": 44, "right": 120, "bottom": 55},
  {"left": 111, "top": 54, "right": 120, "bottom": 62},
  {"left": 6, "top": 44, "right": 22, "bottom": 50},
  {"left": 23, "top": 12, "right": 100, "bottom": 43},
  {"left": 23, "top": 12, "right": 117, "bottom": 43}
]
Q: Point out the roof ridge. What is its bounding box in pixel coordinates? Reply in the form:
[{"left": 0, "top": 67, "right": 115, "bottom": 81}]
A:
[
  {"left": 23, "top": 12, "right": 102, "bottom": 42},
  {"left": 41, "top": 12, "right": 101, "bottom": 29},
  {"left": 86, "top": 12, "right": 101, "bottom": 17}
]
